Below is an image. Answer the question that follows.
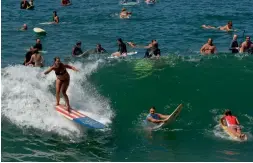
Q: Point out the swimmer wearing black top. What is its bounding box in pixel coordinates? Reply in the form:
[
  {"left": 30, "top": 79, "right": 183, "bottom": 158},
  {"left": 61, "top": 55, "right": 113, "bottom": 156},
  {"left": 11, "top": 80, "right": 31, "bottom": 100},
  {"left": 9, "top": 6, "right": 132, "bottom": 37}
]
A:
[
  {"left": 112, "top": 38, "right": 127, "bottom": 57},
  {"left": 20, "top": 0, "right": 30, "bottom": 9},
  {"left": 95, "top": 44, "right": 107, "bottom": 53},
  {"left": 72, "top": 41, "right": 83, "bottom": 56},
  {"left": 33, "top": 39, "right": 42, "bottom": 51}
]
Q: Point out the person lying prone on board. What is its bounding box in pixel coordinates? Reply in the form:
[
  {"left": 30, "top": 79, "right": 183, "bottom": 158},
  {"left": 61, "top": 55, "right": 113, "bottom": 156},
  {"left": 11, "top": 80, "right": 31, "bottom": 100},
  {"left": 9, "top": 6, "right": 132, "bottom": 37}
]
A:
[
  {"left": 120, "top": 8, "right": 132, "bottom": 19},
  {"left": 202, "top": 21, "right": 234, "bottom": 32},
  {"left": 146, "top": 106, "right": 170, "bottom": 124},
  {"left": 220, "top": 109, "right": 246, "bottom": 139}
]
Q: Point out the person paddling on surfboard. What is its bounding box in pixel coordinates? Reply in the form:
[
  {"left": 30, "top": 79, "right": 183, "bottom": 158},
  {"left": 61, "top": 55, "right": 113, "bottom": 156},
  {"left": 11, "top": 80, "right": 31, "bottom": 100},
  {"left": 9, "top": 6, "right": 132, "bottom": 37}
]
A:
[
  {"left": 44, "top": 57, "right": 78, "bottom": 112},
  {"left": 120, "top": 8, "right": 132, "bottom": 19},
  {"left": 95, "top": 44, "right": 107, "bottom": 53},
  {"left": 221, "top": 110, "right": 246, "bottom": 139},
  {"left": 72, "top": 41, "right": 83, "bottom": 56},
  {"left": 146, "top": 107, "right": 170, "bottom": 124},
  {"left": 202, "top": 21, "right": 234, "bottom": 32},
  {"left": 52, "top": 11, "right": 59, "bottom": 24}
]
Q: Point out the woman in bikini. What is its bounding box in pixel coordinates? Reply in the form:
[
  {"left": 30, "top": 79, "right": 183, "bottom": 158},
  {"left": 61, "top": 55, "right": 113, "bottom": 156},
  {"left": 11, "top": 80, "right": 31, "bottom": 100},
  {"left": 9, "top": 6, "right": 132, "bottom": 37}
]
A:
[{"left": 44, "top": 57, "right": 78, "bottom": 112}]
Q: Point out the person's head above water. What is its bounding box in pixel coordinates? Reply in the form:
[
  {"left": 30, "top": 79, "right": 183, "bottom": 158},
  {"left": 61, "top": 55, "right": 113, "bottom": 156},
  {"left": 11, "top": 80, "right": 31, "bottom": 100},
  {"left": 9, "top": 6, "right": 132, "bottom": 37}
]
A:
[
  {"left": 227, "top": 21, "right": 233, "bottom": 27},
  {"left": 23, "top": 24, "right": 27, "bottom": 30},
  {"left": 207, "top": 38, "right": 213, "bottom": 46},
  {"left": 36, "top": 38, "right": 41, "bottom": 44},
  {"left": 97, "top": 44, "right": 102, "bottom": 48},
  {"left": 53, "top": 11, "right": 57, "bottom": 16},
  {"left": 224, "top": 109, "right": 232, "bottom": 116},
  {"left": 233, "top": 34, "right": 238, "bottom": 40},
  {"left": 149, "top": 106, "right": 156, "bottom": 114},
  {"left": 76, "top": 41, "right": 82, "bottom": 46},
  {"left": 122, "top": 8, "right": 127, "bottom": 11},
  {"left": 117, "top": 38, "right": 123, "bottom": 44},
  {"left": 245, "top": 36, "right": 251, "bottom": 42}
]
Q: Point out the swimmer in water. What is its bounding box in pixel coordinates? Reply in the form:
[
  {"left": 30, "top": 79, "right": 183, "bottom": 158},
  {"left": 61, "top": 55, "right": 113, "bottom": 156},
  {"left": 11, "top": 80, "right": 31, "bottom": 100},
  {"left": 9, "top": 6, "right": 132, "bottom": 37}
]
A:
[
  {"left": 95, "top": 44, "right": 107, "bottom": 53},
  {"left": 52, "top": 11, "right": 59, "bottom": 24},
  {"left": 146, "top": 106, "right": 170, "bottom": 124},
  {"left": 33, "top": 38, "right": 42, "bottom": 51},
  {"left": 200, "top": 38, "right": 217, "bottom": 55},
  {"left": 202, "top": 21, "right": 234, "bottom": 32},
  {"left": 120, "top": 8, "right": 132, "bottom": 19},
  {"left": 20, "top": 0, "right": 30, "bottom": 9},
  {"left": 20, "top": 24, "right": 28, "bottom": 31},
  {"left": 61, "top": 0, "right": 71, "bottom": 6},
  {"left": 240, "top": 36, "right": 252, "bottom": 53},
  {"left": 44, "top": 57, "right": 78, "bottom": 112},
  {"left": 72, "top": 41, "right": 83, "bottom": 56}
]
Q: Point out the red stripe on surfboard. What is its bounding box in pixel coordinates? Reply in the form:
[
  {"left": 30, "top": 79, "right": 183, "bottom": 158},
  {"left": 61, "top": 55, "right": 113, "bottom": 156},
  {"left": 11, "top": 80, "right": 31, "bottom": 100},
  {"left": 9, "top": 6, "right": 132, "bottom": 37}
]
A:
[
  {"left": 56, "top": 105, "right": 80, "bottom": 119},
  {"left": 56, "top": 105, "right": 86, "bottom": 119}
]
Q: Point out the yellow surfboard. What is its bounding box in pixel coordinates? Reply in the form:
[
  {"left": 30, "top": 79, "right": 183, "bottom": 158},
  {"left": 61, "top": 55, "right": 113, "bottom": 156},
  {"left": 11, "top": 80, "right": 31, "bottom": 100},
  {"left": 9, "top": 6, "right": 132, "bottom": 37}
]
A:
[{"left": 219, "top": 119, "right": 247, "bottom": 141}]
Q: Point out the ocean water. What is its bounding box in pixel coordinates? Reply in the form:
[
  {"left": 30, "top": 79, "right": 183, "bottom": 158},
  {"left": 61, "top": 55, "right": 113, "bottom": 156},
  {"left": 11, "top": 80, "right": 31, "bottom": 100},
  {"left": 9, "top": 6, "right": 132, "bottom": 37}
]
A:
[{"left": 1, "top": 0, "right": 253, "bottom": 161}]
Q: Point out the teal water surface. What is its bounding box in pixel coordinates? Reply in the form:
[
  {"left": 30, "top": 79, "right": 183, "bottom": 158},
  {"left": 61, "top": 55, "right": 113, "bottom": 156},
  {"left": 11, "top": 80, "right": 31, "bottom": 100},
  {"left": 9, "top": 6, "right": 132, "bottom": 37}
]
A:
[{"left": 1, "top": 0, "right": 253, "bottom": 162}]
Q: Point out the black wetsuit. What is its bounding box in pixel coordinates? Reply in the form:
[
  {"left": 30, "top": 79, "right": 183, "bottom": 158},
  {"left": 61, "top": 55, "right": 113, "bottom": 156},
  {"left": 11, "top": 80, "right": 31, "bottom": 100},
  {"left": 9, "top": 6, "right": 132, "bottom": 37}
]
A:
[
  {"left": 96, "top": 47, "right": 106, "bottom": 53},
  {"left": 72, "top": 46, "right": 83, "bottom": 56},
  {"left": 20, "top": 1, "right": 30, "bottom": 9},
  {"left": 229, "top": 40, "right": 239, "bottom": 53},
  {"left": 118, "top": 42, "right": 127, "bottom": 54},
  {"left": 33, "top": 43, "right": 42, "bottom": 51}
]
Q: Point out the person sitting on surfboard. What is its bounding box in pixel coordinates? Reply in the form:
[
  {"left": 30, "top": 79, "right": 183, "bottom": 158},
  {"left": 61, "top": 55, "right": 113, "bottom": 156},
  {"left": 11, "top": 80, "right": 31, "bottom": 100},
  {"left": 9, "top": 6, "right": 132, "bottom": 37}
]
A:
[
  {"left": 146, "top": 107, "right": 170, "bottom": 124},
  {"left": 72, "top": 41, "right": 83, "bottom": 56},
  {"left": 20, "top": 0, "right": 30, "bottom": 9},
  {"left": 20, "top": 24, "right": 28, "bottom": 31},
  {"left": 33, "top": 38, "right": 42, "bottom": 51},
  {"left": 44, "top": 57, "right": 78, "bottom": 112},
  {"left": 112, "top": 38, "right": 127, "bottom": 57},
  {"left": 120, "top": 8, "right": 132, "bottom": 19},
  {"left": 202, "top": 21, "right": 233, "bottom": 32},
  {"left": 221, "top": 110, "right": 246, "bottom": 139},
  {"left": 95, "top": 44, "right": 106, "bottom": 53},
  {"left": 52, "top": 11, "right": 59, "bottom": 24},
  {"left": 200, "top": 38, "right": 217, "bottom": 55}
]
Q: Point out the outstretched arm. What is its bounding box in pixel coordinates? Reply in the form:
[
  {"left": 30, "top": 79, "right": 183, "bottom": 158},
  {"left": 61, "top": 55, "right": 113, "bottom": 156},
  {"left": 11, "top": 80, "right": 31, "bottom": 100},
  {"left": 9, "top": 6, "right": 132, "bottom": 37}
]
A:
[
  {"left": 236, "top": 118, "right": 240, "bottom": 125},
  {"left": 25, "top": 55, "right": 34, "bottom": 66},
  {"left": 65, "top": 64, "right": 78, "bottom": 71},
  {"left": 44, "top": 66, "right": 54, "bottom": 75}
]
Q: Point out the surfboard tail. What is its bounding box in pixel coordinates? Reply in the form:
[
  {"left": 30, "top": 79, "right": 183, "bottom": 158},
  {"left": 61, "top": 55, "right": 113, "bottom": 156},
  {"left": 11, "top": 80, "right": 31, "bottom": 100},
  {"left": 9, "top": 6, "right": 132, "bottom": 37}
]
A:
[{"left": 73, "top": 117, "right": 105, "bottom": 129}]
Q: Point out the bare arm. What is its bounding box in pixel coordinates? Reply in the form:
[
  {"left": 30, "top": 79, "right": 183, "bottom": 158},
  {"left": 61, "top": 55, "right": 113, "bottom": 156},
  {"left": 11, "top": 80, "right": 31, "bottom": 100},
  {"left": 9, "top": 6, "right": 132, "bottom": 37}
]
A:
[
  {"left": 25, "top": 55, "right": 34, "bottom": 66},
  {"left": 147, "top": 117, "right": 165, "bottom": 123},
  {"left": 44, "top": 66, "right": 54, "bottom": 75},
  {"left": 214, "top": 46, "right": 217, "bottom": 53},
  {"left": 240, "top": 43, "right": 245, "bottom": 53},
  {"left": 158, "top": 113, "right": 170, "bottom": 119},
  {"left": 64, "top": 64, "right": 78, "bottom": 71},
  {"left": 236, "top": 118, "right": 240, "bottom": 125},
  {"left": 200, "top": 44, "right": 205, "bottom": 53}
]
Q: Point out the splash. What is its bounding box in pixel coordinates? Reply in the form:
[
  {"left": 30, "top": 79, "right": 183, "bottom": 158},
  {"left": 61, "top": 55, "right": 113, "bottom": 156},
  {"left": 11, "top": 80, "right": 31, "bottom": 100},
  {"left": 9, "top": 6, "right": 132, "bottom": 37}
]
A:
[{"left": 1, "top": 60, "right": 113, "bottom": 137}]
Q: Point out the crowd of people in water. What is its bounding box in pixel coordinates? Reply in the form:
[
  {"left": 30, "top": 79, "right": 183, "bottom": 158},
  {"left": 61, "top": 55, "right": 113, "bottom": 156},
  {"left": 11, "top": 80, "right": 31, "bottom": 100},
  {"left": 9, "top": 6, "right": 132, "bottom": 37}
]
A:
[{"left": 17, "top": 0, "right": 252, "bottom": 135}]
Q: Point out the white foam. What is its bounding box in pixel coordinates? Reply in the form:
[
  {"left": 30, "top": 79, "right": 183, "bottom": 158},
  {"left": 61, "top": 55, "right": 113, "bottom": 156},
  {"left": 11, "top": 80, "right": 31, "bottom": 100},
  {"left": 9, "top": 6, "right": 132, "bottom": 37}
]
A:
[{"left": 1, "top": 60, "right": 113, "bottom": 137}]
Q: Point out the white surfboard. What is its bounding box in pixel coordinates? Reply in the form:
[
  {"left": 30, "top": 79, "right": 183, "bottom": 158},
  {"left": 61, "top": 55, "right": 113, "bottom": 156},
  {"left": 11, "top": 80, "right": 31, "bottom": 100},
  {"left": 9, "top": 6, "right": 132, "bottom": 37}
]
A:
[
  {"left": 108, "top": 51, "right": 137, "bottom": 59},
  {"left": 33, "top": 27, "right": 46, "bottom": 34},
  {"left": 146, "top": 104, "right": 183, "bottom": 130},
  {"left": 120, "top": 1, "right": 139, "bottom": 6},
  {"left": 39, "top": 22, "right": 54, "bottom": 25}
]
